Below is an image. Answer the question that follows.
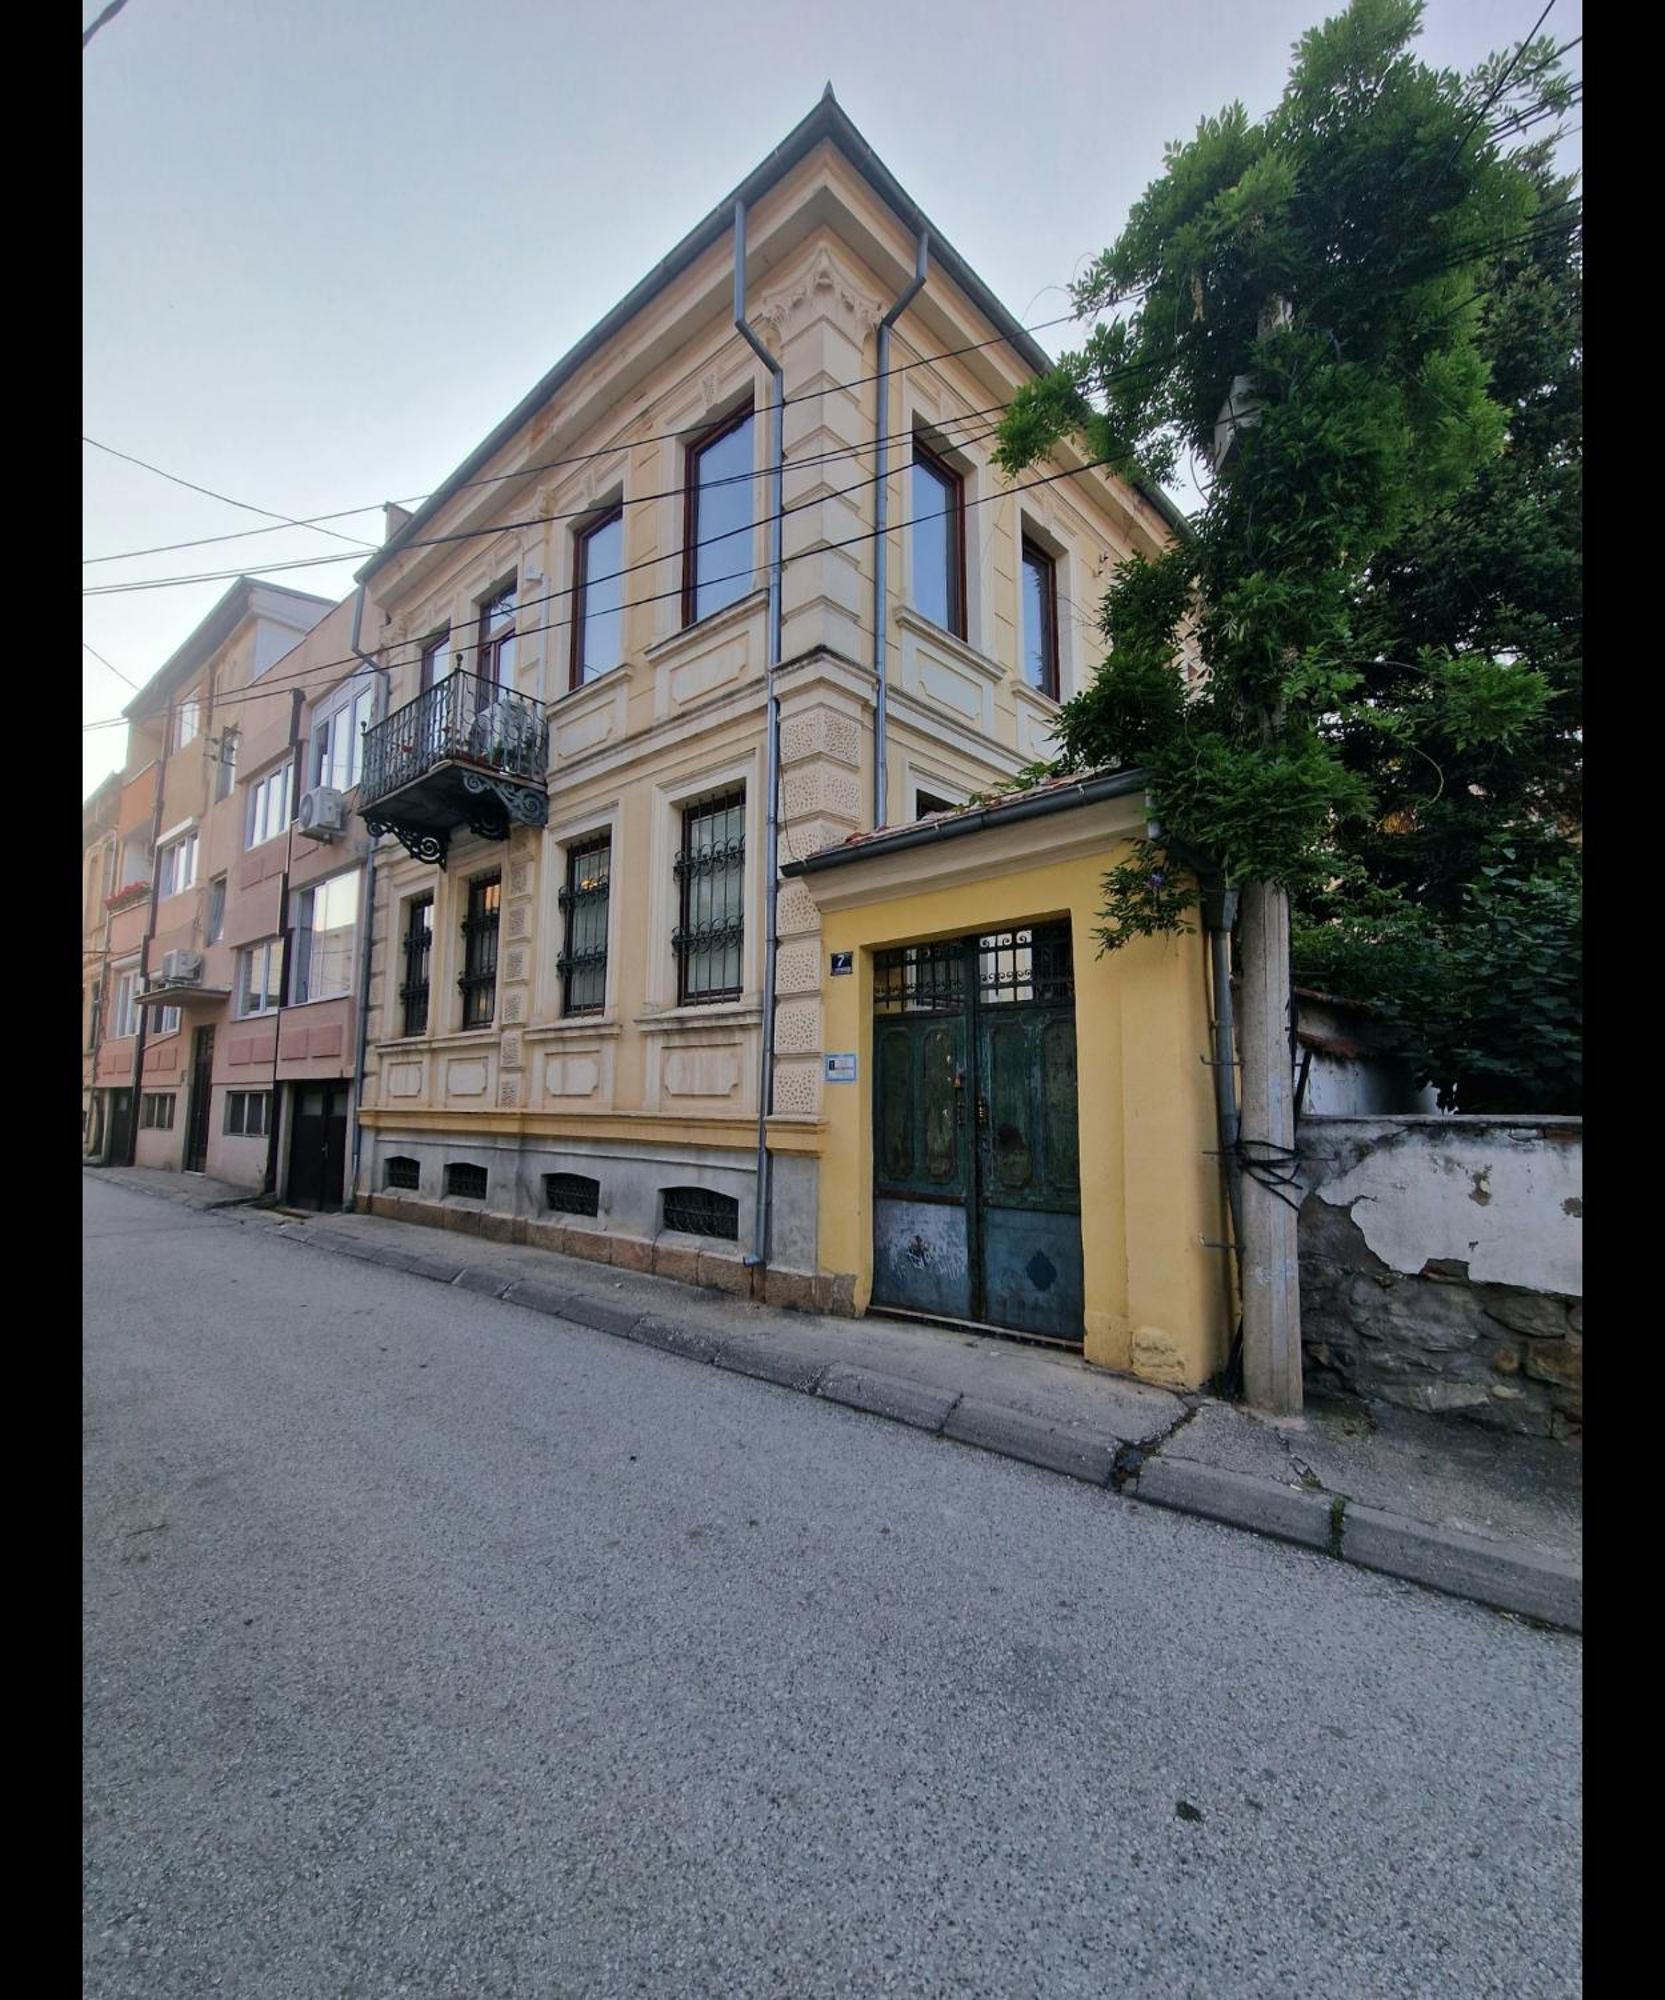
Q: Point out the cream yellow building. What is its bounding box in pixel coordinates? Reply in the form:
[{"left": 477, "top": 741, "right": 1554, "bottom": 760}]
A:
[{"left": 352, "top": 90, "right": 1230, "bottom": 1385}]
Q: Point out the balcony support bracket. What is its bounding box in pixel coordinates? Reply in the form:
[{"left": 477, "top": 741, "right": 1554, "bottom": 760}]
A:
[
  {"left": 460, "top": 770, "right": 550, "bottom": 838},
  {"left": 364, "top": 817, "right": 450, "bottom": 870}
]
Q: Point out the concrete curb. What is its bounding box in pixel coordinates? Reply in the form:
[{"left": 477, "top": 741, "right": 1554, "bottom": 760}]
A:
[{"left": 89, "top": 1174, "right": 1583, "bottom": 1633}]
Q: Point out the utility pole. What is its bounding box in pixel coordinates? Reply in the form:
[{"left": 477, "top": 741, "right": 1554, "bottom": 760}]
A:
[{"left": 1235, "top": 878, "right": 1302, "bottom": 1413}]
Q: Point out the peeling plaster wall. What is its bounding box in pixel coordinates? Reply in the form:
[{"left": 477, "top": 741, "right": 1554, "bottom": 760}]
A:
[{"left": 1297, "top": 1117, "right": 1582, "bottom": 1442}]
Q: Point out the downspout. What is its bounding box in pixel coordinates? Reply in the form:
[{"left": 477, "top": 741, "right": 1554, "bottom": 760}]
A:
[
  {"left": 262, "top": 687, "right": 305, "bottom": 1197},
  {"left": 347, "top": 583, "right": 390, "bottom": 1211},
  {"left": 125, "top": 704, "right": 173, "bottom": 1166},
  {"left": 732, "top": 197, "right": 784, "bottom": 1273},
  {"left": 871, "top": 228, "right": 929, "bottom": 829}
]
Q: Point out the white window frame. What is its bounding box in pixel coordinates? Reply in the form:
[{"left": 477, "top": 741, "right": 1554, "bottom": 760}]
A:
[
  {"left": 173, "top": 691, "right": 200, "bottom": 752},
  {"left": 310, "top": 675, "right": 376, "bottom": 794},
  {"left": 292, "top": 869, "right": 360, "bottom": 1005},
  {"left": 224, "top": 1090, "right": 271, "bottom": 1138},
  {"left": 155, "top": 1003, "right": 181, "bottom": 1037},
  {"left": 246, "top": 761, "right": 293, "bottom": 849},
  {"left": 157, "top": 828, "right": 198, "bottom": 900},
  {"left": 235, "top": 939, "right": 285, "bottom": 1018},
  {"left": 110, "top": 966, "right": 140, "bottom": 1039},
  {"left": 205, "top": 874, "right": 227, "bottom": 945}
]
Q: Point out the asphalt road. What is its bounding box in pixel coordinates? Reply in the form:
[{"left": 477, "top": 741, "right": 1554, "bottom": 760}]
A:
[{"left": 83, "top": 1177, "right": 1581, "bottom": 1998}]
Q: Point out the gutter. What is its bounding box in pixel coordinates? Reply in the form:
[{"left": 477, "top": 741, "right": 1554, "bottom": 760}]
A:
[
  {"left": 872, "top": 227, "right": 930, "bottom": 827},
  {"left": 347, "top": 583, "right": 391, "bottom": 1211},
  {"left": 732, "top": 199, "right": 786, "bottom": 1275},
  {"left": 782, "top": 768, "right": 1148, "bottom": 876}
]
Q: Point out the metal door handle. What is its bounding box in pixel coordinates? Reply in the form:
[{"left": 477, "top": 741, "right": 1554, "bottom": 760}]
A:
[{"left": 976, "top": 1097, "right": 989, "bottom": 1130}]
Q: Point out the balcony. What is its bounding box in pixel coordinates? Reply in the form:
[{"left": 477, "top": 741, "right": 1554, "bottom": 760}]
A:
[{"left": 358, "top": 670, "right": 549, "bottom": 867}]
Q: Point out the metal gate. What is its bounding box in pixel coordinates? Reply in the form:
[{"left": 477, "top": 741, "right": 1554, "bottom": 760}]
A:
[
  {"left": 871, "top": 921, "right": 1084, "bottom": 1345},
  {"left": 288, "top": 1081, "right": 348, "bottom": 1210}
]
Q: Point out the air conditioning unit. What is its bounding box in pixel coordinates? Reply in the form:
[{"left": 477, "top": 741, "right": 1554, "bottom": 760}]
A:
[
  {"left": 158, "top": 949, "right": 203, "bottom": 985},
  {"left": 297, "top": 787, "right": 347, "bottom": 840}
]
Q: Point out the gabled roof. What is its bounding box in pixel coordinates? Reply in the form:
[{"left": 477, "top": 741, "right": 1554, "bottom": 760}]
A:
[
  {"left": 782, "top": 766, "right": 1149, "bottom": 875},
  {"left": 360, "top": 87, "right": 1183, "bottom": 584},
  {"left": 120, "top": 576, "right": 337, "bottom": 722}
]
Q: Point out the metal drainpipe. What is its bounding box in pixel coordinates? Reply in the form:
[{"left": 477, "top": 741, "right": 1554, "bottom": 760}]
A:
[
  {"left": 872, "top": 228, "right": 929, "bottom": 829},
  {"left": 732, "top": 198, "right": 784, "bottom": 1273},
  {"left": 262, "top": 687, "right": 305, "bottom": 1198},
  {"left": 346, "top": 583, "right": 390, "bottom": 1211},
  {"left": 125, "top": 703, "right": 174, "bottom": 1166}
]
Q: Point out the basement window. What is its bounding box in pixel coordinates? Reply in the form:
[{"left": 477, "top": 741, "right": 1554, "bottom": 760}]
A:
[
  {"left": 384, "top": 1156, "right": 421, "bottom": 1192},
  {"left": 661, "top": 1186, "right": 739, "bottom": 1241},
  {"left": 444, "top": 1161, "right": 488, "bottom": 1200},
  {"left": 545, "top": 1172, "right": 601, "bottom": 1218}
]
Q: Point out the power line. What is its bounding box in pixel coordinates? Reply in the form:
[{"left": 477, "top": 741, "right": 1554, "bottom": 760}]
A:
[
  {"left": 82, "top": 436, "right": 380, "bottom": 556},
  {"left": 82, "top": 641, "right": 143, "bottom": 693},
  {"left": 83, "top": 0, "right": 134, "bottom": 50}
]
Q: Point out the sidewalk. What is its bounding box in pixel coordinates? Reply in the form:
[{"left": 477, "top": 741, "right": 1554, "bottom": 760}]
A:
[{"left": 85, "top": 1165, "right": 1582, "bottom": 1631}]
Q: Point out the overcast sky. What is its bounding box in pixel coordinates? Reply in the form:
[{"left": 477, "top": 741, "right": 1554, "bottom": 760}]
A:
[{"left": 82, "top": 0, "right": 1582, "bottom": 797}]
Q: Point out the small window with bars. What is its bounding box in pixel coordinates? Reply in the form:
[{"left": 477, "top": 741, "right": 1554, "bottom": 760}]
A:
[
  {"left": 458, "top": 874, "right": 501, "bottom": 1029},
  {"left": 384, "top": 1156, "right": 421, "bottom": 1191},
  {"left": 673, "top": 790, "right": 744, "bottom": 1005},
  {"left": 444, "top": 1161, "right": 488, "bottom": 1200},
  {"left": 661, "top": 1186, "right": 739, "bottom": 1240},
  {"left": 545, "top": 1172, "right": 601, "bottom": 1217},
  {"left": 557, "top": 835, "right": 611, "bottom": 1016},
  {"left": 976, "top": 922, "right": 1074, "bottom": 1005},
  {"left": 874, "top": 940, "right": 968, "bottom": 1015},
  {"left": 401, "top": 893, "right": 434, "bottom": 1036}
]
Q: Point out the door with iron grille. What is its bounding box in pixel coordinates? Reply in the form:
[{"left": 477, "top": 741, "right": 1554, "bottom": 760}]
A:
[{"left": 872, "top": 922, "right": 1084, "bottom": 1345}]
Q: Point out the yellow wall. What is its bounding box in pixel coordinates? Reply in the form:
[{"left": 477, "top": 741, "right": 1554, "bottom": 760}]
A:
[{"left": 812, "top": 832, "right": 1230, "bottom": 1388}]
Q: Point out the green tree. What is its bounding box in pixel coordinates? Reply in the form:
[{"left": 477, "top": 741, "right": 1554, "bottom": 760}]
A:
[{"left": 993, "top": 0, "right": 1579, "bottom": 1404}]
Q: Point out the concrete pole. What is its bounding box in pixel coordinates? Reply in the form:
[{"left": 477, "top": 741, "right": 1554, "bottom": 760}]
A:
[{"left": 1236, "top": 878, "right": 1303, "bottom": 1414}]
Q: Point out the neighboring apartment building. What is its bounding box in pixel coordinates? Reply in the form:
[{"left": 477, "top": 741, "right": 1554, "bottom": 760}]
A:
[
  {"left": 84, "top": 578, "right": 380, "bottom": 1208},
  {"left": 345, "top": 91, "right": 1232, "bottom": 1384}
]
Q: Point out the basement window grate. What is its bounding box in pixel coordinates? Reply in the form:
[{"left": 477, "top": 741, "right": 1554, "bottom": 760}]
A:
[
  {"left": 444, "top": 1161, "right": 488, "bottom": 1200},
  {"left": 545, "top": 1172, "right": 601, "bottom": 1217},
  {"left": 661, "top": 1186, "right": 739, "bottom": 1240},
  {"left": 384, "top": 1156, "right": 420, "bottom": 1192}
]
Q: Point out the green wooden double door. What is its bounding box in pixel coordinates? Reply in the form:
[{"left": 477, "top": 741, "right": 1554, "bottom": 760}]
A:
[{"left": 871, "top": 923, "right": 1084, "bottom": 1345}]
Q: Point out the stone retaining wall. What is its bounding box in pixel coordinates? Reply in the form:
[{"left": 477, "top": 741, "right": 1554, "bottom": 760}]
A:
[{"left": 1297, "top": 1116, "right": 1582, "bottom": 1442}]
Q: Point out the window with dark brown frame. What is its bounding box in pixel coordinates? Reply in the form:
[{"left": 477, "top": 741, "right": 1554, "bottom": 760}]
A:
[
  {"left": 401, "top": 893, "right": 434, "bottom": 1036},
  {"left": 571, "top": 507, "right": 624, "bottom": 688},
  {"left": 915, "top": 790, "right": 959, "bottom": 819},
  {"left": 476, "top": 582, "right": 517, "bottom": 687},
  {"left": 911, "top": 436, "right": 965, "bottom": 638},
  {"left": 1021, "top": 536, "right": 1061, "bottom": 699},
  {"left": 683, "top": 405, "right": 755, "bottom": 627},
  {"left": 674, "top": 791, "right": 745, "bottom": 1005},
  {"left": 420, "top": 630, "right": 452, "bottom": 692},
  {"left": 558, "top": 835, "right": 611, "bottom": 1016},
  {"left": 458, "top": 874, "right": 501, "bottom": 1029}
]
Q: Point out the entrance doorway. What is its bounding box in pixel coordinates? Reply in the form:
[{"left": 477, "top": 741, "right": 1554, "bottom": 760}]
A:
[
  {"left": 871, "top": 921, "right": 1084, "bottom": 1345},
  {"left": 184, "top": 1026, "right": 215, "bottom": 1173},
  {"left": 107, "top": 1088, "right": 133, "bottom": 1167},
  {"left": 288, "top": 1081, "right": 348, "bottom": 1210}
]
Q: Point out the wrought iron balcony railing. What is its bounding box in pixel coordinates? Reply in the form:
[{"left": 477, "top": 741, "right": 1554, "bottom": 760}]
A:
[{"left": 357, "top": 670, "right": 550, "bottom": 866}]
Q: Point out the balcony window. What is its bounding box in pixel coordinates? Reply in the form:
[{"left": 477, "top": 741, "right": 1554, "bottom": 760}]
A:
[
  {"left": 911, "top": 438, "right": 965, "bottom": 638},
  {"left": 572, "top": 507, "right": 624, "bottom": 687},
  {"left": 1021, "top": 537, "right": 1060, "bottom": 699},
  {"left": 293, "top": 871, "right": 359, "bottom": 1004},
  {"left": 215, "top": 728, "right": 239, "bottom": 801},
  {"left": 157, "top": 830, "right": 197, "bottom": 899},
  {"left": 458, "top": 874, "right": 501, "bottom": 1029},
  {"left": 173, "top": 692, "right": 200, "bottom": 752},
  {"left": 558, "top": 835, "right": 611, "bottom": 1016},
  {"left": 400, "top": 893, "right": 434, "bottom": 1036},
  {"left": 205, "top": 874, "right": 226, "bottom": 945},
  {"left": 110, "top": 969, "right": 139, "bottom": 1039},
  {"left": 235, "top": 939, "right": 284, "bottom": 1018},
  {"left": 312, "top": 678, "right": 376, "bottom": 792},
  {"left": 420, "top": 630, "right": 452, "bottom": 692},
  {"left": 477, "top": 581, "right": 517, "bottom": 688},
  {"left": 684, "top": 406, "right": 754, "bottom": 625},
  {"left": 247, "top": 763, "right": 292, "bottom": 848},
  {"left": 674, "top": 790, "right": 744, "bottom": 1005}
]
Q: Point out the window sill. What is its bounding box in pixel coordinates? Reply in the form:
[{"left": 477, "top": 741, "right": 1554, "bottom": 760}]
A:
[
  {"left": 636, "top": 1000, "right": 762, "bottom": 1034},
  {"left": 286, "top": 992, "right": 354, "bottom": 1011},
  {"left": 552, "top": 660, "right": 631, "bottom": 706},
  {"left": 645, "top": 587, "right": 768, "bottom": 664},
  {"left": 895, "top": 607, "right": 1005, "bottom": 684},
  {"left": 1012, "top": 678, "right": 1062, "bottom": 715},
  {"left": 523, "top": 1017, "right": 624, "bottom": 1042}
]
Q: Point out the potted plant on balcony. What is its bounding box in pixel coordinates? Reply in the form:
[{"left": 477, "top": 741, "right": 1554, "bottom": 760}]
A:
[{"left": 105, "top": 880, "right": 151, "bottom": 915}]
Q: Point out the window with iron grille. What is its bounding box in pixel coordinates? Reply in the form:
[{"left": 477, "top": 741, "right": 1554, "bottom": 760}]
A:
[
  {"left": 673, "top": 791, "right": 744, "bottom": 1004},
  {"left": 558, "top": 836, "right": 611, "bottom": 1016},
  {"left": 976, "top": 922, "right": 1074, "bottom": 1005},
  {"left": 400, "top": 893, "right": 434, "bottom": 1036},
  {"left": 458, "top": 875, "right": 500, "bottom": 1029},
  {"left": 384, "top": 1156, "right": 421, "bottom": 1191},
  {"left": 545, "top": 1172, "right": 601, "bottom": 1217},
  {"left": 661, "top": 1186, "right": 739, "bottom": 1240},
  {"left": 874, "top": 940, "right": 968, "bottom": 1015},
  {"left": 444, "top": 1161, "right": 488, "bottom": 1200}
]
